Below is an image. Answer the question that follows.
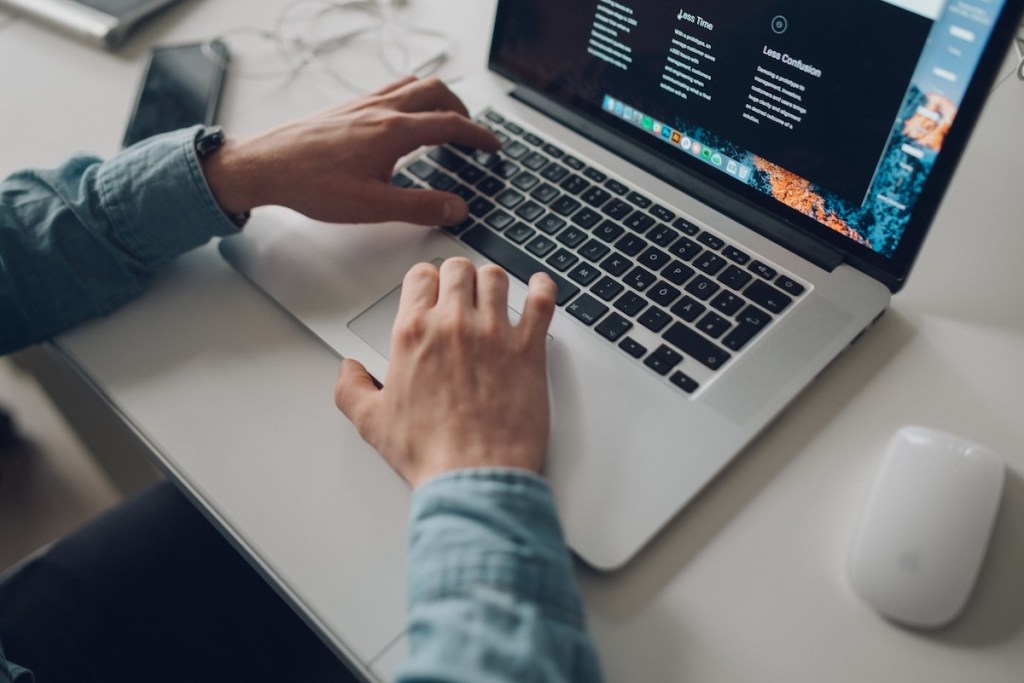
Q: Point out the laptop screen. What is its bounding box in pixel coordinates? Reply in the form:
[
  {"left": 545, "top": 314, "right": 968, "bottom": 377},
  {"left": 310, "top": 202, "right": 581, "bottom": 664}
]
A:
[{"left": 490, "top": 0, "right": 1019, "bottom": 290}]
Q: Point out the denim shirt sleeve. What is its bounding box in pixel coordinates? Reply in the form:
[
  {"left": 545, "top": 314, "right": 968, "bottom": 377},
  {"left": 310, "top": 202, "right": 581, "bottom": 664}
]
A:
[
  {"left": 397, "top": 469, "right": 603, "bottom": 683},
  {"left": 0, "top": 125, "right": 241, "bottom": 355}
]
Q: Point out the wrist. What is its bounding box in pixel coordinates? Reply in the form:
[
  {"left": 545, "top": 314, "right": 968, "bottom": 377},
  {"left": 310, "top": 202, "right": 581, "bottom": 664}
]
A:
[{"left": 195, "top": 127, "right": 255, "bottom": 223}]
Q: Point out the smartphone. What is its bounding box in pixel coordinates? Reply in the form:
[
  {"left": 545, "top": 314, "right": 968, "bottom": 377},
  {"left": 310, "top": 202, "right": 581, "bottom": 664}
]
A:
[{"left": 123, "top": 40, "right": 228, "bottom": 148}]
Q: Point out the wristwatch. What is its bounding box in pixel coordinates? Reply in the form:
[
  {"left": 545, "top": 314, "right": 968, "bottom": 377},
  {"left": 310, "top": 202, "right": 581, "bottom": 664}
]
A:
[{"left": 195, "top": 126, "right": 251, "bottom": 228}]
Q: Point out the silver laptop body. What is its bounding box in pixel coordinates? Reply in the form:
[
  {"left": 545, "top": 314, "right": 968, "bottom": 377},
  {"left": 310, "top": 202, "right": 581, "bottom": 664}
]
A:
[
  {"left": 220, "top": 0, "right": 1023, "bottom": 569},
  {"left": 0, "top": 0, "right": 180, "bottom": 47}
]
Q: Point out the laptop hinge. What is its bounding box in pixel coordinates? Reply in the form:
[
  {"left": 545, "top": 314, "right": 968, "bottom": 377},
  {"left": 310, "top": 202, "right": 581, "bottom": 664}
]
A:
[{"left": 510, "top": 86, "right": 846, "bottom": 274}]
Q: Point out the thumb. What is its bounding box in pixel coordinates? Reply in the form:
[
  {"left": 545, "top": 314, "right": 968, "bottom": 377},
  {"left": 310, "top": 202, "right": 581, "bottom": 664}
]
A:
[{"left": 334, "top": 358, "right": 381, "bottom": 437}]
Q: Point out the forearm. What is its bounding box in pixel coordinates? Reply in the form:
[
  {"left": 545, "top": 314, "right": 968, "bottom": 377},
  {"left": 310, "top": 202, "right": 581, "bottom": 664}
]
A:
[
  {"left": 0, "top": 126, "right": 240, "bottom": 354},
  {"left": 398, "top": 469, "right": 602, "bottom": 683}
]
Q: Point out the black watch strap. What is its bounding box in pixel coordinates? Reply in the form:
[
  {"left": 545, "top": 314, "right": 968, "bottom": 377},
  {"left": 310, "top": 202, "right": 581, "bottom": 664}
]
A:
[{"left": 195, "top": 126, "right": 250, "bottom": 228}]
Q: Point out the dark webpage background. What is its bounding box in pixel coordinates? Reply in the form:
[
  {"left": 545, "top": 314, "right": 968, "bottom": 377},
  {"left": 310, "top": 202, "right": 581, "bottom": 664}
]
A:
[{"left": 493, "top": 0, "right": 931, "bottom": 206}]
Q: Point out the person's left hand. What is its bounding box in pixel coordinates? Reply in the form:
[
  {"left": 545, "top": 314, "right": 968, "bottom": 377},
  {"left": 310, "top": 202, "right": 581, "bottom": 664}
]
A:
[{"left": 201, "top": 76, "right": 500, "bottom": 227}]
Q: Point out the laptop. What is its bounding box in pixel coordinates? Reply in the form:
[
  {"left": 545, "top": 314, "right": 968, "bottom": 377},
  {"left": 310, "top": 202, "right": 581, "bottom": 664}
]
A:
[
  {"left": 0, "top": 0, "right": 181, "bottom": 47},
  {"left": 220, "top": 0, "right": 1024, "bottom": 570}
]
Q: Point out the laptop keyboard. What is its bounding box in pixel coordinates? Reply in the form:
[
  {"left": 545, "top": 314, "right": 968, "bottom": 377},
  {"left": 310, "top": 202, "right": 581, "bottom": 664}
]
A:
[{"left": 392, "top": 109, "right": 808, "bottom": 395}]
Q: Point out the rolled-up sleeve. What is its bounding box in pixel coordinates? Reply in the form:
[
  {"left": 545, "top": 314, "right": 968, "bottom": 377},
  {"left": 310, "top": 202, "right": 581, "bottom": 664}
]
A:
[
  {"left": 398, "top": 469, "right": 603, "bottom": 683},
  {"left": 0, "top": 125, "right": 240, "bottom": 354}
]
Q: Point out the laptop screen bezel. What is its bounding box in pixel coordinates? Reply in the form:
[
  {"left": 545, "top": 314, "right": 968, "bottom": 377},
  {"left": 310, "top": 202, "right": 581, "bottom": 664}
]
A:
[{"left": 487, "top": 1, "right": 1024, "bottom": 292}]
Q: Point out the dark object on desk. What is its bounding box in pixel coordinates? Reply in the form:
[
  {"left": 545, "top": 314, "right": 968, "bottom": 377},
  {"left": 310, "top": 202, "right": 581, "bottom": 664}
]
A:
[
  {"left": 0, "top": 408, "right": 18, "bottom": 452},
  {"left": 123, "top": 40, "right": 228, "bottom": 148},
  {"left": 0, "top": 0, "right": 183, "bottom": 48}
]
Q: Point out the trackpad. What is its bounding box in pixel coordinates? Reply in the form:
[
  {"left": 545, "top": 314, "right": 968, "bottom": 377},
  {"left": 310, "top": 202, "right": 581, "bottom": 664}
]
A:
[{"left": 348, "top": 281, "right": 525, "bottom": 361}]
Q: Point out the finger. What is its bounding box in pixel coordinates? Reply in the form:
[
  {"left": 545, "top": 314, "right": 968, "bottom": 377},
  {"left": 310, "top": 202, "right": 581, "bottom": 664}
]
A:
[
  {"left": 383, "top": 76, "right": 469, "bottom": 117},
  {"left": 334, "top": 358, "right": 381, "bottom": 436},
  {"left": 389, "top": 110, "right": 500, "bottom": 153},
  {"left": 371, "top": 75, "right": 418, "bottom": 98},
  {"left": 397, "top": 262, "right": 440, "bottom": 314},
  {"left": 437, "top": 257, "right": 477, "bottom": 309},
  {"left": 517, "top": 272, "right": 557, "bottom": 343},
  {"left": 476, "top": 264, "right": 510, "bottom": 323},
  {"left": 358, "top": 184, "right": 467, "bottom": 226}
]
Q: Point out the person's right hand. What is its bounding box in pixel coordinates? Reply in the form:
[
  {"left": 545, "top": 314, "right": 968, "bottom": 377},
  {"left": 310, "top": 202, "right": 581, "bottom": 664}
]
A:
[
  {"left": 333, "top": 259, "right": 557, "bottom": 488},
  {"left": 200, "top": 76, "right": 500, "bottom": 227}
]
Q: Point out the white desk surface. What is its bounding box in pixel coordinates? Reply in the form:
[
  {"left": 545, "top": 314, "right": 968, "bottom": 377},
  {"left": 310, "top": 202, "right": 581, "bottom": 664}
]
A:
[{"left": 3, "top": 2, "right": 1023, "bottom": 681}]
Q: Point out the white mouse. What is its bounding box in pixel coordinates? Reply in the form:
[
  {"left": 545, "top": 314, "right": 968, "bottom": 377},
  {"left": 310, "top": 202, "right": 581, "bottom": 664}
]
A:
[{"left": 848, "top": 426, "right": 1004, "bottom": 629}]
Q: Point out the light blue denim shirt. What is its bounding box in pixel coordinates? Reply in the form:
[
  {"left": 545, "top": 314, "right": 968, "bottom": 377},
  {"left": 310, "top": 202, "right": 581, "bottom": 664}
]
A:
[{"left": 0, "top": 127, "right": 602, "bottom": 682}]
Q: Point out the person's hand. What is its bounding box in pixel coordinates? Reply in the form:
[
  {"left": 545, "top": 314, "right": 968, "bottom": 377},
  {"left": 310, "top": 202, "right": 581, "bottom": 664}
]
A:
[
  {"left": 334, "top": 258, "right": 557, "bottom": 488},
  {"left": 201, "top": 76, "right": 500, "bottom": 226}
]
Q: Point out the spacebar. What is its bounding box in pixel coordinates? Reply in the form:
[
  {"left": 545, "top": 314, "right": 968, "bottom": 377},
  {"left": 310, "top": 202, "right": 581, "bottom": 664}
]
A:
[{"left": 462, "top": 226, "right": 580, "bottom": 305}]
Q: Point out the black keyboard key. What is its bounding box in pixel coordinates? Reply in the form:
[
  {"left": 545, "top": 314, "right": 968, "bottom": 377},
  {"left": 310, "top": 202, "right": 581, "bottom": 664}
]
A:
[
  {"left": 671, "top": 296, "right": 706, "bottom": 322},
  {"left": 543, "top": 143, "right": 564, "bottom": 158},
  {"left": 515, "top": 201, "right": 545, "bottom": 222},
  {"left": 718, "top": 265, "right": 753, "bottom": 290},
  {"left": 583, "top": 167, "right": 607, "bottom": 183},
  {"left": 614, "top": 291, "right": 647, "bottom": 316},
  {"left": 523, "top": 132, "right": 544, "bottom": 146},
  {"left": 551, "top": 196, "right": 582, "bottom": 216},
  {"left": 484, "top": 210, "right": 515, "bottom": 231},
  {"left": 476, "top": 176, "right": 505, "bottom": 196},
  {"left": 451, "top": 183, "right": 475, "bottom": 201},
  {"left": 649, "top": 204, "right": 676, "bottom": 223},
  {"left": 697, "top": 231, "right": 724, "bottom": 250},
  {"left": 407, "top": 159, "right": 437, "bottom": 180},
  {"left": 525, "top": 234, "right": 557, "bottom": 257},
  {"left": 663, "top": 323, "right": 731, "bottom": 370},
  {"left": 512, "top": 172, "right": 540, "bottom": 191},
  {"left": 483, "top": 111, "right": 504, "bottom": 123},
  {"left": 594, "top": 220, "right": 624, "bottom": 243},
  {"left": 619, "top": 336, "right": 647, "bottom": 358},
  {"left": 591, "top": 276, "right": 624, "bottom": 301},
  {"left": 627, "top": 191, "right": 652, "bottom": 208},
  {"left": 746, "top": 280, "right": 793, "bottom": 314},
  {"left": 468, "top": 197, "right": 495, "bottom": 218},
  {"left": 710, "top": 291, "right": 744, "bottom": 316},
  {"left": 602, "top": 198, "right": 633, "bottom": 220},
  {"left": 473, "top": 150, "right": 500, "bottom": 168},
  {"left": 672, "top": 217, "right": 700, "bottom": 235},
  {"left": 595, "top": 312, "right": 633, "bottom": 341},
  {"left": 749, "top": 260, "right": 777, "bottom": 280},
  {"left": 669, "top": 370, "right": 699, "bottom": 394},
  {"left": 443, "top": 217, "right": 474, "bottom": 236},
  {"left": 562, "top": 155, "right": 585, "bottom": 170},
  {"left": 493, "top": 160, "right": 520, "bottom": 179},
  {"left": 392, "top": 172, "right": 414, "bottom": 188},
  {"left": 638, "top": 306, "right": 671, "bottom": 332},
  {"left": 502, "top": 120, "right": 523, "bottom": 134},
  {"left": 522, "top": 152, "right": 548, "bottom": 171},
  {"left": 560, "top": 174, "right": 590, "bottom": 195},
  {"left": 536, "top": 213, "right": 566, "bottom": 235},
  {"left": 722, "top": 305, "right": 772, "bottom": 351},
  {"left": 646, "top": 281, "right": 681, "bottom": 307},
  {"left": 624, "top": 211, "right": 655, "bottom": 234},
  {"left": 638, "top": 246, "right": 671, "bottom": 271},
  {"left": 662, "top": 261, "right": 695, "bottom": 286},
  {"left": 600, "top": 252, "right": 631, "bottom": 276},
  {"left": 605, "top": 178, "right": 629, "bottom": 195},
  {"left": 644, "top": 345, "right": 682, "bottom": 375},
  {"left": 723, "top": 245, "right": 750, "bottom": 264},
  {"left": 541, "top": 164, "right": 569, "bottom": 183},
  {"left": 697, "top": 312, "right": 731, "bottom": 338},
  {"left": 579, "top": 239, "right": 610, "bottom": 262},
  {"left": 557, "top": 226, "right": 588, "bottom": 248},
  {"left": 568, "top": 262, "right": 602, "bottom": 286},
  {"left": 776, "top": 275, "right": 805, "bottom": 296},
  {"left": 503, "top": 141, "right": 529, "bottom": 160},
  {"left": 581, "top": 186, "right": 611, "bottom": 208},
  {"left": 458, "top": 165, "right": 485, "bottom": 184},
  {"left": 504, "top": 222, "right": 535, "bottom": 244},
  {"left": 685, "top": 275, "right": 720, "bottom": 301},
  {"left": 615, "top": 234, "right": 647, "bottom": 257},
  {"left": 428, "top": 146, "right": 466, "bottom": 172},
  {"left": 462, "top": 226, "right": 578, "bottom": 305},
  {"left": 546, "top": 248, "right": 578, "bottom": 271},
  {"left": 647, "top": 223, "right": 679, "bottom": 247},
  {"left": 495, "top": 188, "right": 525, "bottom": 209},
  {"left": 669, "top": 236, "right": 702, "bottom": 261},
  {"left": 571, "top": 208, "right": 602, "bottom": 229},
  {"left": 531, "top": 183, "right": 560, "bottom": 204},
  {"left": 694, "top": 252, "right": 727, "bottom": 276},
  {"left": 566, "top": 293, "right": 608, "bottom": 325},
  {"left": 623, "top": 265, "right": 657, "bottom": 292}
]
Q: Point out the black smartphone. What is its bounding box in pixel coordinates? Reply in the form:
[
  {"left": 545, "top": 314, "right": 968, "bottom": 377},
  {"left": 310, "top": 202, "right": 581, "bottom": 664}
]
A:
[{"left": 123, "top": 40, "right": 228, "bottom": 148}]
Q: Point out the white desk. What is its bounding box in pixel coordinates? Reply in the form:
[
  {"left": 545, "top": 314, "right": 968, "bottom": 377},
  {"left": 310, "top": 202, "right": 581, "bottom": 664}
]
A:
[{"left": 3, "top": 2, "right": 1023, "bottom": 681}]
